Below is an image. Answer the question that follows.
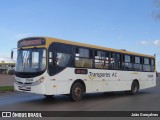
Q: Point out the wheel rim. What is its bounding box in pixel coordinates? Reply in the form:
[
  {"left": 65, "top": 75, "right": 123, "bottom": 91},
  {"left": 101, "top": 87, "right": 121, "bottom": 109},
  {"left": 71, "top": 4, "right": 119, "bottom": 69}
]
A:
[
  {"left": 74, "top": 87, "right": 82, "bottom": 97},
  {"left": 133, "top": 84, "right": 138, "bottom": 93}
]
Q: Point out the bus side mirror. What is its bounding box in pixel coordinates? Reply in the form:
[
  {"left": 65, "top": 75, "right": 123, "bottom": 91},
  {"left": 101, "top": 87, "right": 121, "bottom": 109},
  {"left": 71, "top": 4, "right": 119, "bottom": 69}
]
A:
[{"left": 11, "top": 50, "right": 14, "bottom": 59}]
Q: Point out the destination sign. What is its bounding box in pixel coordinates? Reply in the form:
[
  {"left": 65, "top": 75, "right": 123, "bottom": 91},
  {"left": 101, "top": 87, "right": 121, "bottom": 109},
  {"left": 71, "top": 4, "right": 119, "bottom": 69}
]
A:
[
  {"left": 18, "top": 38, "right": 45, "bottom": 48},
  {"left": 75, "top": 69, "right": 88, "bottom": 74}
]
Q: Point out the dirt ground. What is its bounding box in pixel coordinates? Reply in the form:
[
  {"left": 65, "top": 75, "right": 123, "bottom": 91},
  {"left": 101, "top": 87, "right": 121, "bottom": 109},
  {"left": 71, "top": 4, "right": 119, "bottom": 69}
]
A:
[{"left": 0, "top": 74, "right": 14, "bottom": 86}]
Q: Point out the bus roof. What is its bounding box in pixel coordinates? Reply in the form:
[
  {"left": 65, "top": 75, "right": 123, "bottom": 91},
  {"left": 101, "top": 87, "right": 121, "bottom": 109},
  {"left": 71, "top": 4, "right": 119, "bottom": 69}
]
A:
[
  {"left": 46, "top": 37, "right": 155, "bottom": 58},
  {"left": 19, "top": 37, "right": 155, "bottom": 58}
]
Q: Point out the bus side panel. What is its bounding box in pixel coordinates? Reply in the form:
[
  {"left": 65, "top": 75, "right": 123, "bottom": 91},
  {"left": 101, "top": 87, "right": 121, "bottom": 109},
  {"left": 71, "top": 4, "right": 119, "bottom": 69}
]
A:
[
  {"left": 138, "top": 72, "right": 156, "bottom": 89},
  {"left": 46, "top": 68, "right": 156, "bottom": 95}
]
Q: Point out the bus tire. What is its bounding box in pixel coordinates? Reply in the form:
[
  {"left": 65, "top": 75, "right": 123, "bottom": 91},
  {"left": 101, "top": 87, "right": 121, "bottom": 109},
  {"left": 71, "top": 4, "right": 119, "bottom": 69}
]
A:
[
  {"left": 70, "top": 82, "right": 84, "bottom": 102},
  {"left": 130, "top": 81, "right": 139, "bottom": 95}
]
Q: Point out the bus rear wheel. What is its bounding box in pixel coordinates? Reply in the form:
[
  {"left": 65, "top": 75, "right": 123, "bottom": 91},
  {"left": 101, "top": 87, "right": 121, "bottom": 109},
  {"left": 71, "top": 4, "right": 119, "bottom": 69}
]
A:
[
  {"left": 70, "top": 82, "right": 84, "bottom": 102},
  {"left": 130, "top": 81, "right": 139, "bottom": 95}
]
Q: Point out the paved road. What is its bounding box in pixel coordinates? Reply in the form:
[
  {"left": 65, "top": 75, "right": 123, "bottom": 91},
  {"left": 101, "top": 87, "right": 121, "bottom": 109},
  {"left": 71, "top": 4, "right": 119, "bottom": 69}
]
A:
[{"left": 0, "top": 78, "right": 160, "bottom": 120}]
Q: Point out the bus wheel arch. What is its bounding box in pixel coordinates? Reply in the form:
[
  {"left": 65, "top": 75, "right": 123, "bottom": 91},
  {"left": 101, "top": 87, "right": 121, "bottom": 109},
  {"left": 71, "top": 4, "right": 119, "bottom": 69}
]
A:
[
  {"left": 70, "top": 79, "right": 86, "bottom": 101},
  {"left": 130, "top": 79, "right": 139, "bottom": 95}
]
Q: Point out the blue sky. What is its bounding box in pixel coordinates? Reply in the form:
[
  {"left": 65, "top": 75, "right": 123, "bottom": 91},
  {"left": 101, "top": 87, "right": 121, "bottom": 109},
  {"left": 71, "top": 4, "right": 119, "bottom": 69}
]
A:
[{"left": 0, "top": 0, "right": 160, "bottom": 70}]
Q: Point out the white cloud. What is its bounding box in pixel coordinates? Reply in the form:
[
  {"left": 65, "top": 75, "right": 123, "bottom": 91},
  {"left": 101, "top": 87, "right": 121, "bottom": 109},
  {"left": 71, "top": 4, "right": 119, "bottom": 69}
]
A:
[
  {"left": 140, "top": 40, "right": 148, "bottom": 45},
  {"left": 140, "top": 40, "right": 160, "bottom": 46},
  {"left": 153, "top": 40, "right": 160, "bottom": 46}
]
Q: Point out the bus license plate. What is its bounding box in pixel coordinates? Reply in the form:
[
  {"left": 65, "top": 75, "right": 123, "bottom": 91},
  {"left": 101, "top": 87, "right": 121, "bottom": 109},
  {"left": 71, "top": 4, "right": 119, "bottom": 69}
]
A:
[{"left": 18, "top": 86, "right": 31, "bottom": 91}]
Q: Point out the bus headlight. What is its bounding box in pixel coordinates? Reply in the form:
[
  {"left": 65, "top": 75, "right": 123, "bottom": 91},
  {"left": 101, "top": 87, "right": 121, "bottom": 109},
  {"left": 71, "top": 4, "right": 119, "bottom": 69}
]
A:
[{"left": 34, "top": 77, "right": 44, "bottom": 85}]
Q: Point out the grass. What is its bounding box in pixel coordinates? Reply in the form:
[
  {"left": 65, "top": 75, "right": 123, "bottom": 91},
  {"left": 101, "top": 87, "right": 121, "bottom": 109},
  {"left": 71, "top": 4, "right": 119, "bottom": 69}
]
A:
[{"left": 0, "top": 86, "right": 14, "bottom": 93}]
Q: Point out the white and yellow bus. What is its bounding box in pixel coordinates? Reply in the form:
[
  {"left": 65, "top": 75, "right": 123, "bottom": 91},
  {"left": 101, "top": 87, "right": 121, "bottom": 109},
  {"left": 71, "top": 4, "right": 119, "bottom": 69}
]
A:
[{"left": 12, "top": 37, "right": 156, "bottom": 101}]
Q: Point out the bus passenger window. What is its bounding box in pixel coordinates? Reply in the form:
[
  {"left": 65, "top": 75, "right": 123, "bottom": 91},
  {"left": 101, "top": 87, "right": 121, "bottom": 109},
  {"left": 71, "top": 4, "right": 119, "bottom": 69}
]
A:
[
  {"left": 49, "top": 52, "right": 71, "bottom": 67},
  {"left": 94, "top": 51, "right": 107, "bottom": 69},
  {"left": 110, "top": 53, "right": 121, "bottom": 70},
  {"left": 57, "top": 53, "right": 71, "bottom": 67},
  {"left": 75, "top": 48, "right": 92, "bottom": 68},
  {"left": 124, "top": 55, "right": 133, "bottom": 70},
  {"left": 143, "top": 58, "right": 151, "bottom": 71},
  {"left": 48, "top": 43, "right": 73, "bottom": 76},
  {"left": 133, "top": 57, "right": 142, "bottom": 71}
]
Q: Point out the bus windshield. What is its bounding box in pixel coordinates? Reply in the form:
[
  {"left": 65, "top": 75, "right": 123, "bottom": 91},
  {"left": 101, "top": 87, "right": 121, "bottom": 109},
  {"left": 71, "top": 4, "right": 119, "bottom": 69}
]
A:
[{"left": 15, "top": 48, "right": 46, "bottom": 73}]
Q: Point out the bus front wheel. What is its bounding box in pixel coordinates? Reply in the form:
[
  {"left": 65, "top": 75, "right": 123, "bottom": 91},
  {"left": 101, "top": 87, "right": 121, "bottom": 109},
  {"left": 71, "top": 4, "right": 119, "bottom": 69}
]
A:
[{"left": 70, "top": 82, "right": 84, "bottom": 102}]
